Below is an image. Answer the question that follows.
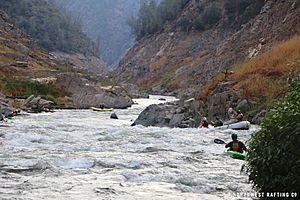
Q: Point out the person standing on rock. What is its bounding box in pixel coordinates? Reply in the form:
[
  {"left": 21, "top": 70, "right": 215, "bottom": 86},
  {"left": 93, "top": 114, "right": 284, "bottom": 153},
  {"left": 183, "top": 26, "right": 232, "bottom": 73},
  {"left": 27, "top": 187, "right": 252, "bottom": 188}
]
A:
[{"left": 235, "top": 110, "right": 244, "bottom": 121}]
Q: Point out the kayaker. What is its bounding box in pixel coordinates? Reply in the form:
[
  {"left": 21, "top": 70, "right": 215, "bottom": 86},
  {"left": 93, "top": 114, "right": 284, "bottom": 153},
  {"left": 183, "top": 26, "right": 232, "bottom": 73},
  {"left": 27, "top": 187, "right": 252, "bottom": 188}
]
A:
[
  {"left": 200, "top": 117, "right": 209, "bottom": 128},
  {"left": 225, "top": 134, "right": 247, "bottom": 153},
  {"left": 213, "top": 116, "right": 223, "bottom": 127},
  {"left": 194, "top": 111, "right": 203, "bottom": 128}
]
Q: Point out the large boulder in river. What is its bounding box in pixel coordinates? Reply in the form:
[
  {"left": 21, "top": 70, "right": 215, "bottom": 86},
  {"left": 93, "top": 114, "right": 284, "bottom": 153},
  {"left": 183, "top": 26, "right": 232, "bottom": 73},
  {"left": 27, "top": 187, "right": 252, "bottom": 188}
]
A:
[
  {"left": 22, "top": 95, "right": 54, "bottom": 113},
  {"left": 0, "top": 93, "right": 15, "bottom": 117},
  {"left": 132, "top": 102, "right": 189, "bottom": 128}
]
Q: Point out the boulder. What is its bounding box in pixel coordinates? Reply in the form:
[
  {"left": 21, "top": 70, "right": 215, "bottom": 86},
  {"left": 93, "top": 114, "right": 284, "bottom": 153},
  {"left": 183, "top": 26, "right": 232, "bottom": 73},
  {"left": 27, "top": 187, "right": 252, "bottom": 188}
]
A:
[
  {"left": 110, "top": 112, "right": 118, "bottom": 119},
  {"left": 236, "top": 99, "right": 252, "bottom": 112},
  {"left": 169, "top": 114, "right": 185, "bottom": 128},
  {"left": 133, "top": 104, "right": 169, "bottom": 127},
  {"left": 133, "top": 102, "right": 189, "bottom": 128},
  {"left": 0, "top": 93, "right": 15, "bottom": 117},
  {"left": 22, "top": 95, "right": 54, "bottom": 113},
  {"left": 0, "top": 107, "right": 14, "bottom": 117}
]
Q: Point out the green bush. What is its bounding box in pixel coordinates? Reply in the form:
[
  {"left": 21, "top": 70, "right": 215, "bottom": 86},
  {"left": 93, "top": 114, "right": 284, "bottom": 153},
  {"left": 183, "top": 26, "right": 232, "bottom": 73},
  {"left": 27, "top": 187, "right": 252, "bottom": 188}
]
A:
[
  {"left": 1, "top": 78, "right": 67, "bottom": 98},
  {"left": 247, "top": 77, "right": 300, "bottom": 193}
]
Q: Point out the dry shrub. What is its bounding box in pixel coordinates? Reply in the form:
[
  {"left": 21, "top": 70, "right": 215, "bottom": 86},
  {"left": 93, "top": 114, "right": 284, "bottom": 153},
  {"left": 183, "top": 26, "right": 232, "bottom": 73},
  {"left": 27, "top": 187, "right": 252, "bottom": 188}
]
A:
[
  {"left": 196, "top": 35, "right": 300, "bottom": 101},
  {"left": 234, "top": 35, "right": 300, "bottom": 79},
  {"left": 232, "top": 35, "right": 300, "bottom": 99}
]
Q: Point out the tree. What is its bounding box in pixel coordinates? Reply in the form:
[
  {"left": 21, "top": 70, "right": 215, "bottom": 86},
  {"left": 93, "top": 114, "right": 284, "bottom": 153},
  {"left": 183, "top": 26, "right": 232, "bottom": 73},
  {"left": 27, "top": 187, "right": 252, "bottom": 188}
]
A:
[{"left": 128, "top": 0, "right": 183, "bottom": 39}]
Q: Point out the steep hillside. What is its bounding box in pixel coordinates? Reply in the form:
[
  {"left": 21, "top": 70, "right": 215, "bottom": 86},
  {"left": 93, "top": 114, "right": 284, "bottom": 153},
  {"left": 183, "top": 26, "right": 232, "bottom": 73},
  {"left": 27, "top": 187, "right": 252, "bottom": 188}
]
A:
[
  {"left": 116, "top": 0, "right": 300, "bottom": 99},
  {"left": 58, "top": 0, "right": 141, "bottom": 66},
  {"left": 0, "top": 0, "right": 97, "bottom": 56},
  {"left": 0, "top": 11, "right": 69, "bottom": 101},
  {"left": 0, "top": 0, "right": 107, "bottom": 74},
  {"left": 0, "top": 11, "right": 132, "bottom": 109}
]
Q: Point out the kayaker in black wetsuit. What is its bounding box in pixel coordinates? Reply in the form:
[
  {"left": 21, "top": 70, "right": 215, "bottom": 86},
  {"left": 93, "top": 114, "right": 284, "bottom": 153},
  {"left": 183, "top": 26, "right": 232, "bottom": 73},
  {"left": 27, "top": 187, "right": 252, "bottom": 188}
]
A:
[{"left": 225, "top": 134, "right": 247, "bottom": 153}]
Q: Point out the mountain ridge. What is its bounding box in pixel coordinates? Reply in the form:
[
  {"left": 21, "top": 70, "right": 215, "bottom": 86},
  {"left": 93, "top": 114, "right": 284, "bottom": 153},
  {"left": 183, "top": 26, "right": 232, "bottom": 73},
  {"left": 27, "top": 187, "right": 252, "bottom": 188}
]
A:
[{"left": 115, "top": 0, "right": 300, "bottom": 99}]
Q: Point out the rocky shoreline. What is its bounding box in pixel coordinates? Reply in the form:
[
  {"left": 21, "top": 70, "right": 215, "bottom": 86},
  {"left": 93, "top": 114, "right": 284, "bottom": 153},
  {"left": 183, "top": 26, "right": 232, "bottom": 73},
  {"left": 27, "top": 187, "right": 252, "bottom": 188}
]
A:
[
  {"left": 1, "top": 78, "right": 266, "bottom": 128},
  {"left": 132, "top": 80, "right": 267, "bottom": 128}
]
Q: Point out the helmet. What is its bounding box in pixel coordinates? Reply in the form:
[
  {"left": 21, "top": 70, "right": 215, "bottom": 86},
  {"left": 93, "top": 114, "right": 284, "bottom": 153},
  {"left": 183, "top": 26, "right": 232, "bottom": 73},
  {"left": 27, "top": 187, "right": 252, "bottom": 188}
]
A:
[
  {"left": 203, "top": 117, "right": 207, "bottom": 121},
  {"left": 231, "top": 133, "right": 238, "bottom": 140},
  {"left": 216, "top": 116, "right": 220, "bottom": 120},
  {"left": 237, "top": 110, "right": 241, "bottom": 114}
]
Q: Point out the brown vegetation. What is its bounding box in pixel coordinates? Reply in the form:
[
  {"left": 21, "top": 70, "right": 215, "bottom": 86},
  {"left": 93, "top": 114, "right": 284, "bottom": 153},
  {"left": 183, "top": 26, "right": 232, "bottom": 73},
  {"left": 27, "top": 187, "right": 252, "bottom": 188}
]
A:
[{"left": 197, "top": 35, "right": 300, "bottom": 101}]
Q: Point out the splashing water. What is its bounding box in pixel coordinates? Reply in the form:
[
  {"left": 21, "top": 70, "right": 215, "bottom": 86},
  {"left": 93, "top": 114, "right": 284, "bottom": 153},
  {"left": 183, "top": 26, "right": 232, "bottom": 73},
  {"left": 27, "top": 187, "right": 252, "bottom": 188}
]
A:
[{"left": 0, "top": 96, "right": 256, "bottom": 200}]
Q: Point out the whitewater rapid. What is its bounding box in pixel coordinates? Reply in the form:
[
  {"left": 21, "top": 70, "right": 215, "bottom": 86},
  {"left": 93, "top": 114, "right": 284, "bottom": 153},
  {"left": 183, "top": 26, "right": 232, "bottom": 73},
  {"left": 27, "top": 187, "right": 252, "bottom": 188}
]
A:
[{"left": 0, "top": 96, "right": 256, "bottom": 200}]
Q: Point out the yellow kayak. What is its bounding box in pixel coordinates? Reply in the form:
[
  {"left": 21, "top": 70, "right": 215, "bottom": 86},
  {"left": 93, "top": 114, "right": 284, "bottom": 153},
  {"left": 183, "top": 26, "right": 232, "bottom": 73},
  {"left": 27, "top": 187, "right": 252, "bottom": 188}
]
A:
[{"left": 90, "top": 107, "right": 114, "bottom": 112}]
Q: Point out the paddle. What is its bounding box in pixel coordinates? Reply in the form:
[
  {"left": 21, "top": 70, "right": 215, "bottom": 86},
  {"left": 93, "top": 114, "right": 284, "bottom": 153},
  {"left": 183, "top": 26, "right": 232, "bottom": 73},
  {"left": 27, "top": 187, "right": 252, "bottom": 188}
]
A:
[{"left": 214, "top": 139, "right": 226, "bottom": 144}]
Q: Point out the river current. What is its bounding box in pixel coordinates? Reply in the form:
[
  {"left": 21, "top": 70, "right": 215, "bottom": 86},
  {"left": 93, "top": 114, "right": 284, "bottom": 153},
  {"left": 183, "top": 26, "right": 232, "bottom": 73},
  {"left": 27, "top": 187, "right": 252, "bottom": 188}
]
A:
[{"left": 0, "top": 96, "right": 256, "bottom": 200}]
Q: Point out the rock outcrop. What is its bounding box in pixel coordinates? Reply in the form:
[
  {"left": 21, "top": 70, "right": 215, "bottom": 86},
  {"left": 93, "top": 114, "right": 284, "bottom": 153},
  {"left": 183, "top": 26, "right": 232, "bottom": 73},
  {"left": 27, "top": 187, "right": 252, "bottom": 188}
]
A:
[
  {"left": 0, "top": 93, "right": 15, "bottom": 117},
  {"left": 21, "top": 95, "right": 54, "bottom": 113},
  {"left": 132, "top": 102, "right": 193, "bottom": 128},
  {"left": 115, "top": 0, "right": 300, "bottom": 98},
  {"left": 50, "top": 51, "right": 107, "bottom": 75},
  {"left": 56, "top": 73, "right": 133, "bottom": 109}
]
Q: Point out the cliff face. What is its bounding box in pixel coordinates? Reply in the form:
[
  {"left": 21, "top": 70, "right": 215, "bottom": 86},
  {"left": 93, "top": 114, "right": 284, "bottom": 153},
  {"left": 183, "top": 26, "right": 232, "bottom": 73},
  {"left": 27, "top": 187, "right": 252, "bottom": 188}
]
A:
[{"left": 115, "top": 0, "right": 300, "bottom": 98}]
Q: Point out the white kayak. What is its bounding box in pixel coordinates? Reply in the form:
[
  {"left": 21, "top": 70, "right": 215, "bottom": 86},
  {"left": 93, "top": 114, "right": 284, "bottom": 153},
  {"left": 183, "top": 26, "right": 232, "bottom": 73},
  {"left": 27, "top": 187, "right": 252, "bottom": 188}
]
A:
[{"left": 216, "top": 121, "right": 251, "bottom": 130}]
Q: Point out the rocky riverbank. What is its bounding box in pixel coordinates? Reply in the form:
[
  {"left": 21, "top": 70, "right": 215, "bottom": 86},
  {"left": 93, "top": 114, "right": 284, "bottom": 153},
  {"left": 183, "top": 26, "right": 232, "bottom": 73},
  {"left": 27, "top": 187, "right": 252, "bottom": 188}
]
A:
[{"left": 133, "top": 80, "right": 267, "bottom": 128}]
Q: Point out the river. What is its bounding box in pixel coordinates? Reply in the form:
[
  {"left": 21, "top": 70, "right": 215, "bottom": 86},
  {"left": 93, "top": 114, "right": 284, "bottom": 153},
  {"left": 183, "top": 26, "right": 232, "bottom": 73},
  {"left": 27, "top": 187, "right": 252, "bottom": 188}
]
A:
[{"left": 0, "top": 96, "right": 256, "bottom": 200}]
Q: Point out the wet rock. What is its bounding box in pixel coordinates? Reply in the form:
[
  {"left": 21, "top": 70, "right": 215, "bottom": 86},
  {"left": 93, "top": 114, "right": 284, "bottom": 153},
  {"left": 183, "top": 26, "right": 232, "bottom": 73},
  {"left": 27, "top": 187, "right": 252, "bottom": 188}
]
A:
[
  {"left": 133, "top": 102, "right": 190, "bottom": 128},
  {"left": 133, "top": 104, "right": 170, "bottom": 127},
  {"left": 169, "top": 114, "right": 185, "bottom": 128},
  {"left": 1, "top": 107, "right": 15, "bottom": 117},
  {"left": 0, "top": 93, "right": 15, "bottom": 117},
  {"left": 110, "top": 112, "right": 118, "bottom": 119}
]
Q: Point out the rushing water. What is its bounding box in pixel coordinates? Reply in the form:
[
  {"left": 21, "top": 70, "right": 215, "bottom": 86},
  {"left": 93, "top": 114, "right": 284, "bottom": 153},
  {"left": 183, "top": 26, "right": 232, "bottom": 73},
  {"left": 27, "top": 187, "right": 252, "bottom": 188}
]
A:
[{"left": 0, "top": 96, "right": 256, "bottom": 200}]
